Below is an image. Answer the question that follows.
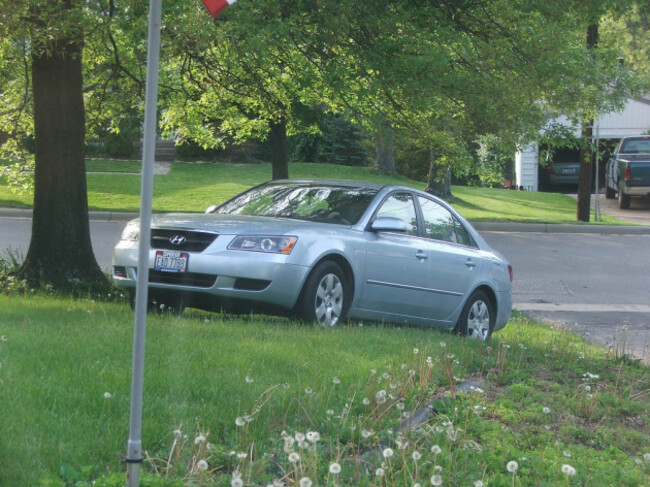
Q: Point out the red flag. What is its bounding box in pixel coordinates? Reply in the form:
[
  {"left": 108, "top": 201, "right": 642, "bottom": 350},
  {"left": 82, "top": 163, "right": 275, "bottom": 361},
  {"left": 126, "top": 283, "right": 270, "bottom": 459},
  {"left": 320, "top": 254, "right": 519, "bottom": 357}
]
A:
[{"left": 202, "top": 0, "right": 238, "bottom": 18}]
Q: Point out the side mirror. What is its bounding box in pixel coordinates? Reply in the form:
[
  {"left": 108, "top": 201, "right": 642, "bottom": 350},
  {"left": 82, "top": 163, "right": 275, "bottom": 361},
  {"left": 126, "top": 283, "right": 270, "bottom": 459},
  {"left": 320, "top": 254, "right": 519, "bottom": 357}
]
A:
[
  {"left": 370, "top": 216, "right": 407, "bottom": 233},
  {"left": 205, "top": 205, "right": 218, "bottom": 214}
]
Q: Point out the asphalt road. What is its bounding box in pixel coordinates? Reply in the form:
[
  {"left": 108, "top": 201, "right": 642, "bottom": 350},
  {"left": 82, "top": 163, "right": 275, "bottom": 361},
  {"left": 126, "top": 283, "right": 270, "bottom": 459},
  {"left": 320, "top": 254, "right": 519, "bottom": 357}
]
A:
[{"left": 1, "top": 214, "right": 649, "bottom": 362}]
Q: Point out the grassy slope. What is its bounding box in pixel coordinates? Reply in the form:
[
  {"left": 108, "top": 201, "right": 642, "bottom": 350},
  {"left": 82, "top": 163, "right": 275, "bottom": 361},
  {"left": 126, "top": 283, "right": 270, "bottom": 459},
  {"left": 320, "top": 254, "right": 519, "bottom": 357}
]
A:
[
  {"left": 0, "top": 295, "right": 647, "bottom": 486},
  {"left": 0, "top": 161, "right": 622, "bottom": 224}
]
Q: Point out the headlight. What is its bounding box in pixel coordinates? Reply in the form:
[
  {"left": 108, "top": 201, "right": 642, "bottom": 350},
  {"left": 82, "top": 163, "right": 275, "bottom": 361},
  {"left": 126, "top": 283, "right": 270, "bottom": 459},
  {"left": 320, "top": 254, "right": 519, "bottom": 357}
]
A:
[
  {"left": 120, "top": 221, "right": 140, "bottom": 242},
  {"left": 228, "top": 236, "right": 297, "bottom": 254}
]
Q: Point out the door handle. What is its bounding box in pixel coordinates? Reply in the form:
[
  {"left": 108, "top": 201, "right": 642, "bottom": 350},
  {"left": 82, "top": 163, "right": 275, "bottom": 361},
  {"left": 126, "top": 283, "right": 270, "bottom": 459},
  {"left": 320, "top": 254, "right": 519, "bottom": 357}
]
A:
[
  {"left": 416, "top": 251, "right": 428, "bottom": 260},
  {"left": 465, "top": 259, "right": 476, "bottom": 268}
]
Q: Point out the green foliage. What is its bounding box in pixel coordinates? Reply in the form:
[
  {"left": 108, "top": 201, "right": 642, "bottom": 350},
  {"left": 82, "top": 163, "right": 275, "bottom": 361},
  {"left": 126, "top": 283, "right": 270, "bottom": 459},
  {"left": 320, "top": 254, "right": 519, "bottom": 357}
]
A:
[
  {"left": 103, "top": 132, "right": 135, "bottom": 159},
  {"left": 289, "top": 113, "right": 370, "bottom": 166}
]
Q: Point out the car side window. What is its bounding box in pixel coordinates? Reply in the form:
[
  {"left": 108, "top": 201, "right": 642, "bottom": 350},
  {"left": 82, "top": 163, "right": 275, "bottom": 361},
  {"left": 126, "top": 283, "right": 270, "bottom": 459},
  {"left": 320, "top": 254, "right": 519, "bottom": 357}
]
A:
[
  {"left": 417, "top": 196, "right": 457, "bottom": 243},
  {"left": 453, "top": 216, "right": 473, "bottom": 246},
  {"left": 376, "top": 193, "right": 418, "bottom": 235}
]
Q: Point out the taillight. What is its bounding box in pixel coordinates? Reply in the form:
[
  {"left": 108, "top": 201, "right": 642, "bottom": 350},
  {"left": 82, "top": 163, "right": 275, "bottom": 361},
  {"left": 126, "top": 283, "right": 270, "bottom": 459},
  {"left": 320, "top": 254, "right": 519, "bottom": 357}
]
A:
[
  {"left": 508, "top": 265, "right": 513, "bottom": 282},
  {"left": 624, "top": 166, "right": 631, "bottom": 181},
  {"left": 545, "top": 165, "right": 555, "bottom": 175}
]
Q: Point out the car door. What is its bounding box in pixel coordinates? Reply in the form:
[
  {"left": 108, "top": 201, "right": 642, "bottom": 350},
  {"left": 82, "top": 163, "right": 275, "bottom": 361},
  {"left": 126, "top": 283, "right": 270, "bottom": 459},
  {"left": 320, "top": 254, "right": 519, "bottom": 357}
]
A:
[
  {"left": 416, "top": 196, "right": 482, "bottom": 321},
  {"left": 358, "top": 192, "right": 435, "bottom": 319}
]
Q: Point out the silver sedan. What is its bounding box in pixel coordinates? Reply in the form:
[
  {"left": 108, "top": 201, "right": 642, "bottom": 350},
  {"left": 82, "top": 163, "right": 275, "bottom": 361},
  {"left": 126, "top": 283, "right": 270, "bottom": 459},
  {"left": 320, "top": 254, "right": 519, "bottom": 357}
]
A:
[{"left": 112, "top": 180, "right": 513, "bottom": 339}]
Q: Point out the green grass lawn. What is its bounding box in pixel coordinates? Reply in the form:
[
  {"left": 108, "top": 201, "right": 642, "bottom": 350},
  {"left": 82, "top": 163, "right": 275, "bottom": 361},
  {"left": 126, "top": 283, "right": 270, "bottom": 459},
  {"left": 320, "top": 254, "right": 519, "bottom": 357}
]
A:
[
  {"left": 0, "top": 160, "right": 623, "bottom": 224},
  {"left": 0, "top": 294, "right": 648, "bottom": 486}
]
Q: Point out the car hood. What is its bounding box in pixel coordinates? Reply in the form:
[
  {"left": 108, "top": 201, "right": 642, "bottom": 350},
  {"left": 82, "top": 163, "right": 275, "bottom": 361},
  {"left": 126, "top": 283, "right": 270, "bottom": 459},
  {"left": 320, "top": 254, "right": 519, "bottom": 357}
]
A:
[{"left": 142, "top": 212, "right": 347, "bottom": 235}]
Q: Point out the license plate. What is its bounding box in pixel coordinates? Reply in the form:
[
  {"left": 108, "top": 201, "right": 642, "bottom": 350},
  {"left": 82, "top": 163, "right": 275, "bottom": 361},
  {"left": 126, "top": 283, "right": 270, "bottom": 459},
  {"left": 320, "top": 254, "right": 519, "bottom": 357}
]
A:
[
  {"left": 154, "top": 250, "right": 188, "bottom": 273},
  {"left": 561, "top": 168, "right": 576, "bottom": 175}
]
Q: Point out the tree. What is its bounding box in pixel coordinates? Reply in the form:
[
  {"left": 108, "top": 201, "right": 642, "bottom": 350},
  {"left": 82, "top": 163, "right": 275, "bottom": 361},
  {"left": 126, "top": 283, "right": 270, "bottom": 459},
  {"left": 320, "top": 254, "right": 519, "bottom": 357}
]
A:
[{"left": 1, "top": 1, "right": 108, "bottom": 290}]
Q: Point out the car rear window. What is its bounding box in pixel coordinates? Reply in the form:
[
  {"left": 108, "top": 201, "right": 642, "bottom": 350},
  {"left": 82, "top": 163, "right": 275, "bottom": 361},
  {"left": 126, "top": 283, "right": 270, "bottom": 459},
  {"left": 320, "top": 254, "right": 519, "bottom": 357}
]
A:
[{"left": 620, "top": 137, "right": 650, "bottom": 154}]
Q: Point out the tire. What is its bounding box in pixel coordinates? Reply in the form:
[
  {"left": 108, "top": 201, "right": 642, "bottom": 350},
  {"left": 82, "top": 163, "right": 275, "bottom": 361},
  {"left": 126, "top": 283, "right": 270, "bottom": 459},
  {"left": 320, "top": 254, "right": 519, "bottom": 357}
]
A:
[
  {"left": 618, "top": 183, "right": 631, "bottom": 209},
  {"left": 605, "top": 185, "right": 616, "bottom": 199},
  {"left": 455, "top": 290, "right": 494, "bottom": 341},
  {"left": 298, "top": 261, "right": 348, "bottom": 326}
]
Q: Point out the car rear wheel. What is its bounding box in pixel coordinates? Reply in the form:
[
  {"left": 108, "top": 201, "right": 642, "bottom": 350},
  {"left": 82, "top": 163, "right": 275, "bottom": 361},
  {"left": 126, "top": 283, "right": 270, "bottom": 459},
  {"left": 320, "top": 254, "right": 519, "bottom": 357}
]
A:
[
  {"left": 618, "top": 182, "right": 631, "bottom": 209},
  {"left": 455, "top": 290, "right": 493, "bottom": 341},
  {"left": 299, "top": 261, "right": 348, "bottom": 326}
]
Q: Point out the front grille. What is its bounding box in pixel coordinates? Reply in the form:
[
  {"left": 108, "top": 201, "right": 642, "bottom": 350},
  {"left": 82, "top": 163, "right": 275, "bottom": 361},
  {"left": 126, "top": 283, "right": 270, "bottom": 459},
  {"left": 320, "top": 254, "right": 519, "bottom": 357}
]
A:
[
  {"left": 151, "top": 229, "right": 218, "bottom": 252},
  {"left": 149, "top": 270, "right": 217, "bottom": 288}
]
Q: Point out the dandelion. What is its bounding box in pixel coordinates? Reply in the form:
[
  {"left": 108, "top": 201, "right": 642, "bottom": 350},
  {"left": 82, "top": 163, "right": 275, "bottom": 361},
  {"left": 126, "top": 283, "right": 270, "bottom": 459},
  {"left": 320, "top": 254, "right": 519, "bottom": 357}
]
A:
[
  {"left": 644, "top": 453, "right": 650, "bottom": 461},
  {"left": 304, "top": 388, "right": 313, "bottom": 394},
  {"left": 383, "top": 447, "right": 394, "bottom": 459},
  {"left": 194, "top": 433, "right": 207, "bottom": 445},
  {"left": 440, "top": 341, "right": 446, "bottom": 348},
  {"left": 196, "top": 459, "right": 208, "bottom": 471},
  {"left": 474, "top": 482, "right": 484, "bottom": 487},
  {"left": 235, "top": 417, "right": 246, "bottom": 427},
  {"left": 306, "top": 431, "right": 320, "bottom": 443},
  {"left": 361, "top": 429, "right": 374, "bottom": 439},
  {"left": 173, "top": 428, "right": 182, "bottom": 438},
  {"left": 375, "top": 468, "right": 385, "bottom": 477},
  {"left": 431, "top": 445, "right": 442, "bottom": 455},
  {"left": 563, "top": 450, "right": 572, "bottom": 458},
  {"left": 430, "top": 474, "right": 443, "bottom": 486},
  {"left": 412, "top": 451, "right": 422, "bottom": 461},
  {"left": 326, "top": 409, "right": 334, "bottom": 416},
  {"left": 413, "top": 348, "right": 419, "bottom": 354},
  {"left": 561, "top": 464, "right": 576, "bottom": 476},
  {"left": 245, "top": 376, "right": 254, "bottom": 383},
  {"left": 103, "top": 392, "right": 112, "bottom": 399},
  {"left": 295, "top": 432, "right": 306, "bottom": 443},
  {"left": 288, "top": 452, "right": 300, "bottom": 463},
  {"left": 299, "top": 478, "right": 313, "bottom": 487},
  {"left": 542, "top": 407, "right": 551, "bottom": 414},
  {"left": 231, "top": 478, "right": 244, "bottom": 487},
  {"left": 507, "top": 460, "right": 519, "bottom": 473},
  {"left": 237, "top": 452, "right": 247, "bottom": 460},
  {"left": 332, "top": 376, "right": 341, "bottom": 384},
  {"left": 0, "top": 335, "right": 7, "bottom": 342},
  {"left": 363, "top": 397, "right": 371, "bottom": 406},
  {"left": 329, "top": 462, "right": 341, "bottom": 474}
]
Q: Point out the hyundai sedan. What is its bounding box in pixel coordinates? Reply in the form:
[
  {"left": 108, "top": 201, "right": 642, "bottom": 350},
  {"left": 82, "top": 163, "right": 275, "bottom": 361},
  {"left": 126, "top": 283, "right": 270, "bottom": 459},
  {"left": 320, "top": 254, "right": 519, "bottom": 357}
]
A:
[{"left": 112, "top": 180, "right": 513, "bottom": 339}]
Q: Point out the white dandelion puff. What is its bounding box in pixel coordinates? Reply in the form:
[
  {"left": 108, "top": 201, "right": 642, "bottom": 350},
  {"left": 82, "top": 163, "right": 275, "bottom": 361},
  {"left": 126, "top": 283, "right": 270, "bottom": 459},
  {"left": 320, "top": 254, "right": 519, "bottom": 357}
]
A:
[
  {"left": 507, "top": 460, "right": 519, "bottom": 473},
  {"left": 196, "top": 459, "right": 208, "bottom": 471},
  {"left": 299, "top": 478, "right": 312, "bottom": 487},
  {"left": 288, "top": 452, "right": 300, "bottom": 463},
  {"left": 431, "top": 445, "right": 442, "bottom": 455},
  {"left": 329, "top": 462, "right": 341, "bottom": 474},
  {"left": 430, "top": 474, "right": 443, "bottom": 486},
  {"left": 235, "top": 417, "right": 246, "bottom": 427},
  {"left": 103, "top": 392, "right": 112, "bottom": 399},
  {"left": 561, "top": 464, "right": 576, "bottom": 476},
  {"left": 383, "top": 447, "right": 394, "bottom": 459}
]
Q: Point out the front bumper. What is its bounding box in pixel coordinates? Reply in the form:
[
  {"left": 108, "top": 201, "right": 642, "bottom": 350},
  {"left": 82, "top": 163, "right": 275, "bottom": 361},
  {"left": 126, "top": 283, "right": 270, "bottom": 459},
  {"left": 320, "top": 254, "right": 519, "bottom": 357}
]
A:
[{"left": 112, "top": 243, "right": 310, "bottom": 310}]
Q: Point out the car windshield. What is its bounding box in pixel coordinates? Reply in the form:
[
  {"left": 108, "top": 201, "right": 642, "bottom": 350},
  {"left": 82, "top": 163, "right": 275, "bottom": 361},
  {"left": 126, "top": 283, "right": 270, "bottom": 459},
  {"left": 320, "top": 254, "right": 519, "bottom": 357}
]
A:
[{"left": 214, "top": 182, "right": 379, "bottom": 224}]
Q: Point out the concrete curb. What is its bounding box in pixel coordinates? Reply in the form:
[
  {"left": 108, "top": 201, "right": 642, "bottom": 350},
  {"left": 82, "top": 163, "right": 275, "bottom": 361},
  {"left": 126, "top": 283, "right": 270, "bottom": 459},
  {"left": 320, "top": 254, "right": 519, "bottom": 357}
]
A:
[{"left": 2, "top": 207, "right": 650, "bottom": 234}]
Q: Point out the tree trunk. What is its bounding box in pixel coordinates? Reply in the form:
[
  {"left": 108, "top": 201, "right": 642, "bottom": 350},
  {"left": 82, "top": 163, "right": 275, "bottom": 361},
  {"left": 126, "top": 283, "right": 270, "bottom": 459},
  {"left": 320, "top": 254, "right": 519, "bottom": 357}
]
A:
[
  {"left": 577, "top": 23, "right": 598, "bottom": 222},
  {"left": 18, "top": 33, "right": 108, "bottom": 291},
  {"left": 269, "top": 117, "right": 289, "bottom": 180},
  {"left": 425, "top": 146, "right": 453, "bottom": 200},
  {"left": 373, "top": 121, "right": 396, "bottom": 174}
]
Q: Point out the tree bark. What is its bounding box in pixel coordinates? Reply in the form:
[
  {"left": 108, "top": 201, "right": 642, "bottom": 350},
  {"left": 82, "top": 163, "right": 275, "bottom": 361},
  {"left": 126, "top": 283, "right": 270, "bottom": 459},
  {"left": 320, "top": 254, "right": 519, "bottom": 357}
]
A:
[
  {"left": 373, "top": 121, "right": 396, "bottom": 174},
  {"left": 577, "top": 23, "right": 599, "bottom": 222},
  {"left": 18, "top": 32, "right": 108, "bottom": 291},
  {"left": 269, "top": 117, "right": 289, "bottom": 180},
  {"left": 425, "top": 146, "right": 453, "bottom": 200}
]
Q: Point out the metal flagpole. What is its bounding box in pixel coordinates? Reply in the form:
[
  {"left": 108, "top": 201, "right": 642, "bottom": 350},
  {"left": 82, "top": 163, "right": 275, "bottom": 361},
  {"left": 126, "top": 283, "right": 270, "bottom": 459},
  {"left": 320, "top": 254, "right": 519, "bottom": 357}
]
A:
[
  {"left": 594, "top": 119, "right": 600, "bottom": 222},
  {"left": 126, "top": 1, "right": 162, "bottom": 486}
]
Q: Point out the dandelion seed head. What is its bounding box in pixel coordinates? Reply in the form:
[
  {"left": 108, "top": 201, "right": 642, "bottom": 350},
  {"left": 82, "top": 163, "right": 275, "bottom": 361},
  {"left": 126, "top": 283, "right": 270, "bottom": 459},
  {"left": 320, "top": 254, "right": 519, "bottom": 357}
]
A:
[
  {"left": 430, "top": 474, "right": 443, "bottom": 486},
  {"left": 329, "top": 462, "right": 341, "bottom": 474},
  {"left": 644, "top": 452, "right": 650, "bottom": 461},
  {"left": 542, "top": 407, "right": 551, "bottom": 414},
  {"left": 103, "top": 392, "right": 112, "bottom": 399},
  {"left": 332, "top": 376, "right": 341, "bottom": 384},
  {"left": 196, "top": 459, "right": 208, "bottom": 471},
  {"left": 507, "top": 460, "right": 519, "bottom": 473},
  {"left": 237, "top": 452, "right": 247, "bottom": 460},
  {"left": 383, "top": 447, "right": 394, "bottom": 458},
  {"left": 288, "top": 452, "right": 300, "bottom": 463},
  {"left": 299, "top": 478, "right": 312, "bottom": 487},
  {"left": 431, "top": 445, "right": 442, "bottom": 455},
  {"left": 563, "top": 450, "right": 572, "bottom": 458},
  {"left": 231, "top": 478, "right": 243, "bottom": 487},
  {"left": 235, "top": 417, "right": 246, "bottom": 427},
  {"left": 474, "top": 482, "right": 484, "bottom": 487},
  {"left": 561, "top": 464, "right": 576, "bottom": 476},
  {"left": 306, "top": 431, "right": 320, "bottom": 442},
  {"left": 245, "top": 376, "right": 254, "bottom": 383},
  {"left": 413, "top": 348, "right": 419, "bottom": 354},
  {"left": 363, "top": 397, "right": 370, "bottom": 406},
  {"left": 194, "top": 433, "right": 207, "bottom": 445},
  {"left": 412, "top": 451, "right": 422, "bottom": 461}
]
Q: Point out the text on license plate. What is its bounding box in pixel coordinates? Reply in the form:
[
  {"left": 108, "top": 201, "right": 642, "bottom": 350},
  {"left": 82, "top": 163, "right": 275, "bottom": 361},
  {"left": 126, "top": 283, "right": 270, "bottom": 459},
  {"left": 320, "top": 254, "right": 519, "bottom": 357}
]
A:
[
  {"left": 561, "top": 168, "right": 576, "bottom": 175},
  {"left": 154, "top": 250, "right": 189, "bottom": 273}
]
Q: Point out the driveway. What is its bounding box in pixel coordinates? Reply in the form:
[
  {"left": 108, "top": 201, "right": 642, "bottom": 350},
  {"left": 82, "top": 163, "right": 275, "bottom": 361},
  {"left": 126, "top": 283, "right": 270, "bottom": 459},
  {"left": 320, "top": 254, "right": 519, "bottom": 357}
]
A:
[{"left": 574, "top": 190, "right": 650, "bottom": 226}]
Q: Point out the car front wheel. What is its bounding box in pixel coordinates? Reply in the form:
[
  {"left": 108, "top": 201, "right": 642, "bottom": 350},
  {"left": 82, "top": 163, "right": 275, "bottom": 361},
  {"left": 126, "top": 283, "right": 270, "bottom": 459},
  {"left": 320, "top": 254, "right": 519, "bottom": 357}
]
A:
[
  {"left": 299, "top": 261, "right": 348, "bottom": 326},
  {"left": 455, "top": 290, "right": 493, "bottom": 341}
]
